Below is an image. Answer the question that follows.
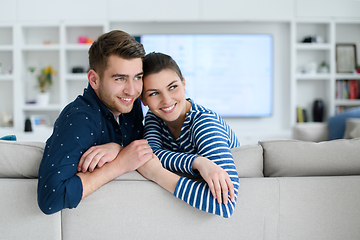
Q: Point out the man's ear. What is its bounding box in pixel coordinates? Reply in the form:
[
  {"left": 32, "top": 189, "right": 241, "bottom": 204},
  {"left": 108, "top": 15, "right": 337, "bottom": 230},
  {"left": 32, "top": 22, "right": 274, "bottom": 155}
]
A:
[{"left": 88, "top": 69, "right": 100, "bottom": 89}]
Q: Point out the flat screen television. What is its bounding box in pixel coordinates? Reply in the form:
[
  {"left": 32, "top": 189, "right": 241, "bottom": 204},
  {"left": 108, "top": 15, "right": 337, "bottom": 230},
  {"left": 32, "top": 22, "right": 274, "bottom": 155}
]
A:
[{"left": 137, "top": 34, "right": 273, "bottom": 117}]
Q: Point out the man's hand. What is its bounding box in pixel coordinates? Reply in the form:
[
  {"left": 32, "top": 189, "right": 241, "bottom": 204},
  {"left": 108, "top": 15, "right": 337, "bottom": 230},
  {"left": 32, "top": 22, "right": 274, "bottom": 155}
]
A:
[
  {"left": 192, "top": 156, "right": 235, "bottom": 204},
  {"left": 78, "top": 142, "right": 123, "bottom": 173},
  {"left": 114, "top": 139, "right": 153, "bottom": 175},
  {"left": 76, "top": 139, "right": 153, "bottom": 200}
]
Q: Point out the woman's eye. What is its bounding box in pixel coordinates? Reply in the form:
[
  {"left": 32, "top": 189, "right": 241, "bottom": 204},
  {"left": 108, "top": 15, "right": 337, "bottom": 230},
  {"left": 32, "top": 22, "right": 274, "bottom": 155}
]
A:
[
  {"left": 149, "top": 92, "right": 158, "bottom": 97},
  {"left": 169, "top": 85, "right": 177, "bottom": 90}
]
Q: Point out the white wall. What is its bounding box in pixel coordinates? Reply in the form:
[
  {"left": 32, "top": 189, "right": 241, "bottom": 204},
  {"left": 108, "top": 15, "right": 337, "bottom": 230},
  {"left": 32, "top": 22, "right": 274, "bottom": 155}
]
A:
[{"left": 1, "top": 0, "right": 359, "bottom": 144}]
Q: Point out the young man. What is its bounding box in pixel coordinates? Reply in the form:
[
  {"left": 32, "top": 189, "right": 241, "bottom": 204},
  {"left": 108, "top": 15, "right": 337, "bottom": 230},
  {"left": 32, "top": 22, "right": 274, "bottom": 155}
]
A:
[{"left": 37, "top": 30, "right": 153, "bottom": 215}]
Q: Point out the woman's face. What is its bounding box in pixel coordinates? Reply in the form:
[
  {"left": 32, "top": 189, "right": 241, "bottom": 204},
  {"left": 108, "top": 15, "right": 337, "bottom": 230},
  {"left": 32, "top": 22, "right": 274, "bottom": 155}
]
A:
[{"left": 141, "top": 68, "right": 187, "bottom": 123}]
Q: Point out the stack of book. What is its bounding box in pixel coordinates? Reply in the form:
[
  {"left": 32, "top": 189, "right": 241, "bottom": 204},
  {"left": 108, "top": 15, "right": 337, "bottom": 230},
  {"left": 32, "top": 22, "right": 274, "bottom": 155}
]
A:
[
  {"left": 297, "top": 107, "right": 308, "bottom": 122},
  {"left": 336, "top": 80, "right": 360, "bottom": 100}
]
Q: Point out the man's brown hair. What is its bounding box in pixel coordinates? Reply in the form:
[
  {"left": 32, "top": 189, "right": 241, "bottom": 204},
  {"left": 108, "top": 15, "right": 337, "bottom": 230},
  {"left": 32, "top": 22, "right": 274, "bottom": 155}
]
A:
[{"left": 88, "top": 30, "right": 145, "bottom": 79}]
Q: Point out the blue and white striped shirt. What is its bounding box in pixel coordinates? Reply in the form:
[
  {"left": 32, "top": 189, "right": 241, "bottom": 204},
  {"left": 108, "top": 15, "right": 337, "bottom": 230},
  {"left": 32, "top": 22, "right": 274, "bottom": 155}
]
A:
[{"left": 143, "top": 99, "right": 240, "bottom": 218}]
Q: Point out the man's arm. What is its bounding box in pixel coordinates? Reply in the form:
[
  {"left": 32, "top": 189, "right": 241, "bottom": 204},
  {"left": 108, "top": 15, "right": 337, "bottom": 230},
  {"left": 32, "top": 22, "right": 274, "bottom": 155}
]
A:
[{"left": 77, "top": 140, "right": 153, "bottom": 199}]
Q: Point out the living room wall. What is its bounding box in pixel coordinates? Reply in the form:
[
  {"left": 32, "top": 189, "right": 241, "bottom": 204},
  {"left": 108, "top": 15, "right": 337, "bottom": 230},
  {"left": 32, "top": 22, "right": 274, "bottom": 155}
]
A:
[{"left": 0, "top": 0, "right": 359, "bottom": 144}]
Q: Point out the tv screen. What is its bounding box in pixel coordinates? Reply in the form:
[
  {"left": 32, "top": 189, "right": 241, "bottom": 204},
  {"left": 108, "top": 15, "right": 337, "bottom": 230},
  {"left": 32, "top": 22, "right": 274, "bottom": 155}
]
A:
[{"left": 138, "top": 34, "right": 273, "bottom": 117}]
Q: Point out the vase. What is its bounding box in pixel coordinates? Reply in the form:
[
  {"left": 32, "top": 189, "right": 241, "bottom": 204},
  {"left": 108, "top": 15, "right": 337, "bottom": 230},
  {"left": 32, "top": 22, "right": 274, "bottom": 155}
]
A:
[
  {"left": 37, "top": 92, "right": 50, "bottom": 106},
  {"left": 312, "top": 99, "right": 324, "bottom": 122}
]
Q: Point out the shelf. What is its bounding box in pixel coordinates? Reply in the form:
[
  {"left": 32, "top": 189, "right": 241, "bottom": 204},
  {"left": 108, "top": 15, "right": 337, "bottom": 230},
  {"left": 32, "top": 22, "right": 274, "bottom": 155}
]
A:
[
  {"left": 22, "top": 104, "right": 63, "bottom": 111},
  {"left": 296, "top": 43, "right": 331, "bottom": 50},
  {"left": 335, "top": 73, "right": 360, "bottom": 80},
  {"left": 65, "top": 44, "right": 92, "bottom": 50},
  {"left": 0, "top": 74, "right": 13, "bottom": 81},
  {"left": 66, "top": 74, "right": 88, "bottom": 81},
  {"left": 335, "top": 100, "right": 360, "bottom": 106},
  {"left": 296, "top": 73, "right": 331, "bottom": 80},
  {"left": 21, "top": 45, "right": 60, "bottom": 51},
  {"left": 0, "top": 45, "right": 13, "bottom": 51}
]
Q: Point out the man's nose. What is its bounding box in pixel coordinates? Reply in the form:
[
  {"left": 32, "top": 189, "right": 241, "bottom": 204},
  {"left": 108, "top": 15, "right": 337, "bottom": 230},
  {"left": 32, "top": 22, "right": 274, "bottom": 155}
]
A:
[{"left": 124, "top": 80, "right": 135, "bottom": 95}]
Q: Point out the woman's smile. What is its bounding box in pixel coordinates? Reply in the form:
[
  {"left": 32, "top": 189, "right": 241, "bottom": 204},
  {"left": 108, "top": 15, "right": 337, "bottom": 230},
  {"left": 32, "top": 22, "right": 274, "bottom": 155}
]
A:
[{"left": 160, "top": 103, "right": 177, "bottom": 113}]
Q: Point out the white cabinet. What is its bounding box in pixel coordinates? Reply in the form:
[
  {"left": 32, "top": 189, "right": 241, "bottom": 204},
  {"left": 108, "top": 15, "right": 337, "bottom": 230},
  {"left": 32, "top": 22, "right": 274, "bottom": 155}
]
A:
[
  {"left": 0, "top": 25, "right": 14, "bottom": 129},
  {"left": 291, "top": 20, "right": 360, "bottom": 125},
  {"left": 334, "top": 22, "right": 360, "bottom": 113},
  {"left": 296, "top": 0, "right": 360, "bottom": 18},
  {"left": 0, "top": 22, "right": 107, "bottom": 136},
  {"left": 202, "top": 0, "right": 294, "bottom": 21},
  {"left": 108, "top": 0, "right": 201, "bottom": 22}
]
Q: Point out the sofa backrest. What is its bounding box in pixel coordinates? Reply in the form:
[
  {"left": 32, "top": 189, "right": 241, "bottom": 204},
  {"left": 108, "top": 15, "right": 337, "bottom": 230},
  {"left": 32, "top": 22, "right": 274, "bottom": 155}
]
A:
[
  {"left": 0, "top": 140, "right": 45, "bottom": 178},
  {"left": 1, "top": 137, "right": 358, "bottom": 179},
  {"left": 260, "top": 138, "right": 360, "bottom": 177},
  {"left": 0, "top": 140, "right": 265, "bottom": 179}
]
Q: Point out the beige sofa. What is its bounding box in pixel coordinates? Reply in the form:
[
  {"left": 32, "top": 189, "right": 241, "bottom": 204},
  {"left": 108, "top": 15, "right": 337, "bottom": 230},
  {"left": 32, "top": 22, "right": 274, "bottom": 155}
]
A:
[{"left": 1, "top": 138, "right": 360, "bottom": 240}]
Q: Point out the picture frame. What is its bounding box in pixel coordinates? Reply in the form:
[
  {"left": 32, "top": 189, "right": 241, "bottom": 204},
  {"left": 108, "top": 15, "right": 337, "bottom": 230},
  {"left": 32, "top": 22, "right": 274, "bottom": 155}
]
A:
[
  {"left": 336, "top": 44, "right": 357, "bottom": 73},
  {"left": 30, "top": 115, "right": 50, "bottom": 130}
]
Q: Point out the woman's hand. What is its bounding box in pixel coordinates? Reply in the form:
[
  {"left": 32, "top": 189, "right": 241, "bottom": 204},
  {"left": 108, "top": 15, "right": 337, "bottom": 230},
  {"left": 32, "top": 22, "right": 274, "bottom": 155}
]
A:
[
  {"left": 137, "top": 154, "right": 180, "bottom": 194},
  {"left": 192, "top": 156, "right": 235, "bottom": 204},
  {"left": 136, "top": 154, "right": 164, "bottom": 182},
  {"left": 78, "top": 142, "right": 123, "bottom": 173}
]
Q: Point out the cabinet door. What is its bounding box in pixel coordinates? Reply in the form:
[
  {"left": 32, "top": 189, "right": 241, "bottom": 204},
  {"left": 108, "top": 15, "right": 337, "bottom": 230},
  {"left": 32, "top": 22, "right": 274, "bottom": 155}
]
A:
[
  {"left": 108, "top": 0, "right": 201, "bottom": 21},
  {"left": 0, "top": 0, "right": 16, "bottom": 21},
  {"left": 17, "top": 0, "right": 107, "bottom": 21},
  {"left": 202, "top": 0, "right": 293, "bottom": 21},
  {"left": 296, "top": 0, "right": 360, "bottom": 18}
]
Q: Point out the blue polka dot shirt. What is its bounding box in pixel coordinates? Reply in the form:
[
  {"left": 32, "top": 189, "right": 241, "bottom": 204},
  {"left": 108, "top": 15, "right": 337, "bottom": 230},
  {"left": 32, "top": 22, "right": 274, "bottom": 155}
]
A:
[{"left": 37, "top": 84, "right": 143, "bottom": 214}]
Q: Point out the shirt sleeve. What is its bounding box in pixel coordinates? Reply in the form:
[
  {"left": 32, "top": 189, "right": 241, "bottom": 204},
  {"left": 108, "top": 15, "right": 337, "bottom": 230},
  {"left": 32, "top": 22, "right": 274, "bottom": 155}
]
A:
[
  {"left": 37, "top": 110, "right": 98, "bottom": 214},
  {"left": 174, "top": 114, "right": 239, "bottom": 218},
  {"left": 143, "top": 112, "right": 198, "bottom": 175}
]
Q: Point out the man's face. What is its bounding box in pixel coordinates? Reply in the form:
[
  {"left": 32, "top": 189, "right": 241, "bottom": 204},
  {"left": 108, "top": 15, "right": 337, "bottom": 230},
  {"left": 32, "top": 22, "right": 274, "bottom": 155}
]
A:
[{"left": 96, "top": 55, "right": 143, "bottom": 117}]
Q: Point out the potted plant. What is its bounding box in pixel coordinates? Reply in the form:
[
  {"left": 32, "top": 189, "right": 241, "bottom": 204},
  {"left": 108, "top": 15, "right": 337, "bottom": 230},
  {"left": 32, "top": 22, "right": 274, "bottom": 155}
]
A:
[
  {"left": 318, "top": 61, "right": 329, "bottom": 73},
  {"left": 36, "top": 65, "right": 56, "bottom": 105},
  {"left": 356, "top": 65, "right": 360, "bottom": 74}
]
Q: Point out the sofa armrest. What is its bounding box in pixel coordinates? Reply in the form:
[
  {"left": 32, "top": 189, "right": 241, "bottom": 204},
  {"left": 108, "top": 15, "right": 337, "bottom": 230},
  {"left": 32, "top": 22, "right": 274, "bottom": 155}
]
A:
[{"left": 292, "top": 122, "right": 329, "bottom": 142}]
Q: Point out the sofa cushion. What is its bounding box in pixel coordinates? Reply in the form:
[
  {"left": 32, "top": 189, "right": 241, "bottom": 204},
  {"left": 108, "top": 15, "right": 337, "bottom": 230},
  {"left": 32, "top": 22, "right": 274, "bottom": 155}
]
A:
[
  {"left": 231, "top": 144, "right": 264, "bottom": 177},
  {"left": 0, "top": 140, "right": 45, "bottom": 178},
  {"left": 343, "top": 118, "right": 360, "bottom": 139},
  {"left": 328, "top": 107, "right": 360, "bottom": 140},
  {"left": 292, "top": 122, "right": 329, "bottom": 142},
  {"left": 260, "top": 138, "right": 360, "bottom": 177}
]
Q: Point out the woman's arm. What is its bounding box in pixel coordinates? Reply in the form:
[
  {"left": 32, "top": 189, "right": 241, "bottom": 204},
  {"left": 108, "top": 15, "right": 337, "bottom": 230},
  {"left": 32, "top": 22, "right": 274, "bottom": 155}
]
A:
[
  {"left": 143, "top": 113, "right": 199, "bottom": 175},
  {"left": 143, "top": 112, "right": 240, "bottom": 218}
]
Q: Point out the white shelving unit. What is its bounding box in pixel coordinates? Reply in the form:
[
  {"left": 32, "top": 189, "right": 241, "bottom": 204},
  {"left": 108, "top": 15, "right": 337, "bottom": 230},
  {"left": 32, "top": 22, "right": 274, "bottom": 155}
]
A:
[
  {"left": 0, "top": 24, "right": 15, "bottom": 132},
  {"left": 291, "top": 19, "right": 360, "bottom": 125},
  {"left": 0, "top": 22, "right": 107, "bottom": 138}
]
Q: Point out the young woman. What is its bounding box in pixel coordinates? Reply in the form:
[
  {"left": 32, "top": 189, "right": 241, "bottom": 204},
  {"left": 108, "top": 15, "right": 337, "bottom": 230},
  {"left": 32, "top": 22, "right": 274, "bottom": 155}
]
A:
[{"left": 137, "top": 52, "right": 240, "bottom": 218}]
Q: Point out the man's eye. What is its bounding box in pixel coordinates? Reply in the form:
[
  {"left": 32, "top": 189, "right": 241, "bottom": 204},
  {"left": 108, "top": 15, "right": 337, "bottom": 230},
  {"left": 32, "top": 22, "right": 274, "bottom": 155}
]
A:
[
  {"left": 135, "top": 76, "right": 143, "bottom": 81},
  {"left": 116, "top": 77, "right": 124, "bottom": 82}
]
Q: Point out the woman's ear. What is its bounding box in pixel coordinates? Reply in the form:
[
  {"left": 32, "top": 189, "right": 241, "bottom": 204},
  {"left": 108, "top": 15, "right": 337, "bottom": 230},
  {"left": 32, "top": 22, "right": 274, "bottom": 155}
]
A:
[
  {"left": 182, "top": 76, "right": 186, "bottom": 90},
  {"left": 88, "top": 69, "right": 100, "bottom": 90},
  {"left": 140, "top": 95, "right": 147, "bottom": 106}
]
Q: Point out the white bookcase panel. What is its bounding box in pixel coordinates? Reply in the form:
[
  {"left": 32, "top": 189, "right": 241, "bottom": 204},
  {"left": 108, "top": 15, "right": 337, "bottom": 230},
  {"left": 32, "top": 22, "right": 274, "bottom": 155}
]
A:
[
  {"left": 0, "top": 81, "right": 13, "bottom": 127},
  {"left": 292, "top": 20, "right": 360, "bottom": 125}
]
